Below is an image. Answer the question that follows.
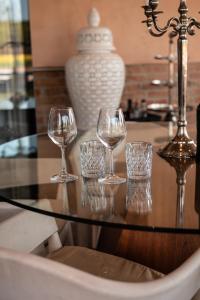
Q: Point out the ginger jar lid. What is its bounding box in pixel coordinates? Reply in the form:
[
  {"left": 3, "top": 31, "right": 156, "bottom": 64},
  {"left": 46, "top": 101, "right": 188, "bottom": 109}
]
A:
[{"left": 76, "top": 8, "right": 115, "bottom": 52}]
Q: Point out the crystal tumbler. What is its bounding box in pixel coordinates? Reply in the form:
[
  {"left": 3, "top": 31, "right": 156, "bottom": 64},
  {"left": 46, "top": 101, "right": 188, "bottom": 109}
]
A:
[
  {"left": 126, "top": 142, "right": 153, "bottom": 180},
  {"left": 80, "top": 140, "right": 106, "bottom": 178}
]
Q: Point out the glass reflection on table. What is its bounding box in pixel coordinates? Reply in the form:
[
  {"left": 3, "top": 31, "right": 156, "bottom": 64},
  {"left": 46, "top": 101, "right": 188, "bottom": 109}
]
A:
[
  {"left": 81, "top": 178, "right": 123, "bottom": 222},
  {"left": 126, "top": 179, "right": 152, "bottom": 215},
  {"left": 160, "top": 156, "right": 195, "bottom": 228},
  {"left": 81, "top": 178, "right": 108, "bottom": 213}
]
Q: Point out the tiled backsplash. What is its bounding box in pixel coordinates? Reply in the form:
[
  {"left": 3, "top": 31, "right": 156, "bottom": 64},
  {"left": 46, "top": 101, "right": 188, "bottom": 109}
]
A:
[{"left": 34, "top": 63, "right": 200, "bottom": 132}]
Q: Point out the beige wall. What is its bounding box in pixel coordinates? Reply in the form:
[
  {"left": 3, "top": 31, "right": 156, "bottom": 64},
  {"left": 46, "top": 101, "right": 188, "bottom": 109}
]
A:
[{"left": 29, "top": 0, "right": 200, "bottom": 67}]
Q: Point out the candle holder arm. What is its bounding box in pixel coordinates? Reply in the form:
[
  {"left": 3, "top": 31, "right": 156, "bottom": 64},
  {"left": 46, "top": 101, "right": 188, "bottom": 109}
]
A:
[
  {"left": 187, "top": 17, "right": 200, "bottom": 35},
  {"left": 142, "top": 5, "right": 179, "bottom": 37}
]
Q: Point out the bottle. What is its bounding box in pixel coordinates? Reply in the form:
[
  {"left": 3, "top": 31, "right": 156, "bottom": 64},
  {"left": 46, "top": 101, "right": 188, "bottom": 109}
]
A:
[
  {"left": 133, "top": 101, "right": 141, "bottom": 119},
  {"left": 196, "top": 104, "right": 200, "bottom": 161},
  {"left": 125, "top": 99, "right": 133, "bottom": 121},
  {"left": 196, "top": 104, "right": 200, "bottom": 222},
  {"left": 140, "top": 99, "right": 148, "bottom": 119},
  {"left": 195, "top": 160, "right": 200, "bottom": 215}
]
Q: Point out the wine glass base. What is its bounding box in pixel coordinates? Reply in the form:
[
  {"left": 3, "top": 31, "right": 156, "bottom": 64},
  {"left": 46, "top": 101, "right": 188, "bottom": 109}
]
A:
[
  {"left": 98, "top": 175, "right": 126, "bottom": 185},
  {"left": 50, "top": 173, "right": 78, "bottom": 183}
]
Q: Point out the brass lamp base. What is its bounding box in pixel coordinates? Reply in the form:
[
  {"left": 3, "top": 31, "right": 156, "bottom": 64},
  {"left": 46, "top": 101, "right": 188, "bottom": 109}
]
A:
[{"left": 159, "top": 134, "right": 196, "bottom": 159}]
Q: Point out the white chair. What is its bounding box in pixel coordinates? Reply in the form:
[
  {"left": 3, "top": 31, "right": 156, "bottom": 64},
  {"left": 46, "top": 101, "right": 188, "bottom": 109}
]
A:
[
  {"left": 0, "top": 199, "right": 62, "bottom": 254},
  {"left": 0, "top": 199, "right": 166, "bottom": 288},
  {"left": 0, "top": 246, "right": 199, "bottom": 300},
  {"left": 0, "top": 199, "right": 199, "bottom": 299}
]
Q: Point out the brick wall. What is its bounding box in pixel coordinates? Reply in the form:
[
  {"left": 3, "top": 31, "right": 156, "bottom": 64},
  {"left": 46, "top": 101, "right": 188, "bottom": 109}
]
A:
[
  {"left": 34, "top": 69, "right": 71, "bottom": 132},
  {"left": 34, "top": 63, "right": 200, "bottom": 132}
]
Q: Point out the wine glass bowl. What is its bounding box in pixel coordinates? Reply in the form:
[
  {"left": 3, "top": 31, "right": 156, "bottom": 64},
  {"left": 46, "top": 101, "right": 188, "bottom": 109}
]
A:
[
  {"left": 97, "top": 108, "right": 127, "bottom": 184},
  {"left": 48, "top": 107, "right": 78, "bottom": 183}
]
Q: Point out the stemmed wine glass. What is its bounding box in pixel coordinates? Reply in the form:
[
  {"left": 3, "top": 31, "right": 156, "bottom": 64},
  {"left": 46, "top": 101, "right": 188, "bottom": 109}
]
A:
[
  {"left": 97, "top": 108, "right": 127, "bottom": 184},
  {"left": 48, "top": 107, "right": 78, "bottom": 183}
]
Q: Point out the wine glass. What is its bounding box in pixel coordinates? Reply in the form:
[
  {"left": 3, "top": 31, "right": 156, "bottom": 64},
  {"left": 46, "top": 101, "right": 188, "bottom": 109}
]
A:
[
  {"left": 48, "top": 107, "right": 78, "bottom": 183},
  {"left": 97, "top": 108, "right": 127, "bottom": 184}
]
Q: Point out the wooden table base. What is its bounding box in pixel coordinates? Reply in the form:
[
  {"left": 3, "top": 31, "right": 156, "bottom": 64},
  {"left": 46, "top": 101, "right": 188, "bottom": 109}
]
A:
[{"left": 98, "top": 227, "right": 200, "bottom": 274}]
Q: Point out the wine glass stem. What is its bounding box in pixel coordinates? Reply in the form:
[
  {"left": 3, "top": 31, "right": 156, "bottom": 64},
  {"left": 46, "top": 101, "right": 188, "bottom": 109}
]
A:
[
  {"left": 108, "top": 148, "right": 114, "bottom": 177},
  {"left": 60, "top": 147, "right": 67, "bottom": 176}
]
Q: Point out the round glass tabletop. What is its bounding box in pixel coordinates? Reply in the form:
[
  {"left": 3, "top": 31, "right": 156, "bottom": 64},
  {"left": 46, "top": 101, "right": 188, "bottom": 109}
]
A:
[{"left": 0, "top": 121, "right": 199, "bottom": 234}]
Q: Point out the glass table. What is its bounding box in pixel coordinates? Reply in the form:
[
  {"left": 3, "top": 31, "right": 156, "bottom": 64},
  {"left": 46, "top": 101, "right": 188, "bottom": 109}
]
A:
[
  {"left": 0, "top": 120, "right": 199, "bottom": 274},
  {"left": 0, "top": 121, "right": 199, "bottom": 235}
]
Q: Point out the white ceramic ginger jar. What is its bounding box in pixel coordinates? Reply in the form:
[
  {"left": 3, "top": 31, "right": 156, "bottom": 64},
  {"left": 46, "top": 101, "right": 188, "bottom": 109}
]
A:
[{"left": 65, "top": 8, "right": 125, "bottom": 130}]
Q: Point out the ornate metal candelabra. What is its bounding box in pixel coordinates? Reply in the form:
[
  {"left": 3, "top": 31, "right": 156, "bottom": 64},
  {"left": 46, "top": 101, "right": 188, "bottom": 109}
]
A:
[{"left": 143, "top": 0, "right": 199, "bottom": 158}]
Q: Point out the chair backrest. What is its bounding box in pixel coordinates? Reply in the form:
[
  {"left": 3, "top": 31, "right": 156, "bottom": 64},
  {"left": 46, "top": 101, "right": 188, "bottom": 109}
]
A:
[
  {"left": 0, "top": 246, "right": 199, "bottom": 300},
  {"left": 0, "top": 199, "right": 61, "bottom": 253}
]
